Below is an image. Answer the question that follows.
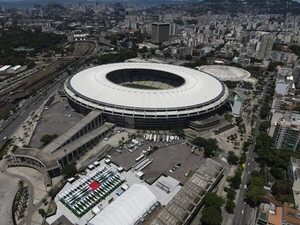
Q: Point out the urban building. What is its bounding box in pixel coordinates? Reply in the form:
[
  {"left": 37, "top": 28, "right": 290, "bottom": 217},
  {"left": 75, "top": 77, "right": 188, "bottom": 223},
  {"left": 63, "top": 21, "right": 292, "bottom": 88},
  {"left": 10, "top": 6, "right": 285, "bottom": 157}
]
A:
[
  {"left": 151, "top": 23, "right": 170, "bottom": 43},
  {"left": 151, "top": 158, "right": 224, "bottom": 225},
  {"left": 88, "top": 184, "right": 157, "bottom": 225},
  {"left": 198, "top": 65, "right": 251, "bottom": 82},
  {"left": 6, "top": 111, "right": 115, "bottom": 183},
  {"left": 65, "top": 63, "right": 230, "bottom": 129},
  {"left": 273, "top": 113, "right": 300, "bottom": 152},
  {"left": 232, "top": 95, "right": 243, "bottom": 117},
  {"left": 256, "top": 195, "right": 300, "bottom": 225},
  {"left": 47, "top": 158, "right": 184, "bottom": 225},
  {"left": 289, "top": 157, "right": 300, "bottom": 209},
  {"left": 256, "top": 35, "right": 274, "bottom": 59}
]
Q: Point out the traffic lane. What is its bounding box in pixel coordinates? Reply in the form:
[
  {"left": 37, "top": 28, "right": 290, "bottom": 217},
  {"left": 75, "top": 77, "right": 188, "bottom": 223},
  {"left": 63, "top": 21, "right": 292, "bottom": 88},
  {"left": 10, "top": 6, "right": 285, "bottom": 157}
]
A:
[
  {"left": 0, "top": 41, "right": 93, "bottom": 145},
  {"left": 233, "top": 144, "right": 259, "bottom": 225},
  {"left": 236, "top": 127, "right": 265, "bottom": 220},
  {"left": 233, "top": 77, "right": 270, "bottom": 225},
  {"left": 234, "top": 186, "right": 247, "bottom": 225}
]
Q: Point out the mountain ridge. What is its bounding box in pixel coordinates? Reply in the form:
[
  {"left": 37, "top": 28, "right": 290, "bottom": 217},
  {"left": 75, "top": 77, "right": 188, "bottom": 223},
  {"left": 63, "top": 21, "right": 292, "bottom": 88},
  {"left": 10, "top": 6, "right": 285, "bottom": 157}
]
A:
[{"left": 200, "top": 0, "right": 300, "bottom": 14}]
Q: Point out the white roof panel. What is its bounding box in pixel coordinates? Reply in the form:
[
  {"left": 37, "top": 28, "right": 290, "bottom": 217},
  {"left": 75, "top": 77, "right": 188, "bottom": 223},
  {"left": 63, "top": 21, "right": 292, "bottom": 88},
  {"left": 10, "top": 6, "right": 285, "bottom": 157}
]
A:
[
  {"left": 69, "top": 63, "right": 224, "bottom": 109},
  {"left": 199, "top": 65, "right": 251, "bottom": 81},
  {"left": 88, "top": 184, "right": 157, "bottom": 225},
  {"left": 0, "top": 65, "right": 11, "bottom": 71}
]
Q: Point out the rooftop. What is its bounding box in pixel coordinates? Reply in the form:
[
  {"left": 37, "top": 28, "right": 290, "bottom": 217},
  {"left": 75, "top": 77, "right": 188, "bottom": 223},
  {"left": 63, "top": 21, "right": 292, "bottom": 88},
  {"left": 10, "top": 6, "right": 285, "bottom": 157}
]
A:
[
  {"left": 67, "top": 63, "right": 227, "bottom": 110},
  {"left": 88, "top": 184, "right": 157, "bottom": 225},
  {"left": 13, "top": 147, "right": 59, "bottom": 169},
  {"left": 43, "top": 110, "right": 102, "bottom": 154},
  {"left": 198, "top": 65, "right": 251, "bottom": 82}
]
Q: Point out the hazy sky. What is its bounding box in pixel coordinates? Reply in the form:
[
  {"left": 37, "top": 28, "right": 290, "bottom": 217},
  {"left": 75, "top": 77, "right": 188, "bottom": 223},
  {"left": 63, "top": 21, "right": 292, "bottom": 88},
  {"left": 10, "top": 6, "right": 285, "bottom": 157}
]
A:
[{"left": 1, "top": 0, "right": 300, "bottom": 2}]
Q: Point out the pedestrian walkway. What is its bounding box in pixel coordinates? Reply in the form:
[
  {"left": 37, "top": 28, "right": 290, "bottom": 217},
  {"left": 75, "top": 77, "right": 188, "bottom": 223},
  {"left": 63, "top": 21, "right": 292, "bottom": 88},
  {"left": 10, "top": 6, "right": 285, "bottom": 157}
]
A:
[{"left": 7, "top": 167, "right": 47, "bottom": 204}]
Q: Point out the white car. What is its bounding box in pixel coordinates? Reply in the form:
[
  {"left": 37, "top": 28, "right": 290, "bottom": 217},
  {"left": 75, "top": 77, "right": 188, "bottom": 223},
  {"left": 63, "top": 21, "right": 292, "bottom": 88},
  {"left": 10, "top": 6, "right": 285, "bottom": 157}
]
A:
[{"left": 241, "top": 210, "right": 244, "bottom": 214}]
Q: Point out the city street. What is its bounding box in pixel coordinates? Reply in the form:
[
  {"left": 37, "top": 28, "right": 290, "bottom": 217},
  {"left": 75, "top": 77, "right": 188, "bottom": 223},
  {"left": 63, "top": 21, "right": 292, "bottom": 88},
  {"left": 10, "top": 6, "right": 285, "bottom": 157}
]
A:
[
  {"left": 0, "top": 76, "right": 67, "bottom": 150},
  {"left": 232, "top": 77, "right": 271, "bottom": 225}
]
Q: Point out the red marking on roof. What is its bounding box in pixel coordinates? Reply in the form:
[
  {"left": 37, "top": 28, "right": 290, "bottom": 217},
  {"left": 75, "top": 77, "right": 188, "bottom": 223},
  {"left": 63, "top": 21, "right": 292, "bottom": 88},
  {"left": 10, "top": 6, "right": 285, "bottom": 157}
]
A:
[{"left": 89, "top": 180, "right": 100, "bottom": 191}]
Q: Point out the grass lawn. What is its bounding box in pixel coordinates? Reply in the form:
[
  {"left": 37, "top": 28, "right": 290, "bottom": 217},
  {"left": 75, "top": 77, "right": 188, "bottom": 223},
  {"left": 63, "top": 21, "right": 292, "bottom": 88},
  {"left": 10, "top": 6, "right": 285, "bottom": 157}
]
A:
[{"left": 123, "top": 83, "right": 161, "bottom": 90}]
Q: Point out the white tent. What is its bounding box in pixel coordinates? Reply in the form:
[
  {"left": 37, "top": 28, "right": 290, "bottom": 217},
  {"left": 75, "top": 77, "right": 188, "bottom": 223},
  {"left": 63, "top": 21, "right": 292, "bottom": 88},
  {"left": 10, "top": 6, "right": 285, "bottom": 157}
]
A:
[{"left": 88, "top": 184, "right": 157, "bottom": 225}]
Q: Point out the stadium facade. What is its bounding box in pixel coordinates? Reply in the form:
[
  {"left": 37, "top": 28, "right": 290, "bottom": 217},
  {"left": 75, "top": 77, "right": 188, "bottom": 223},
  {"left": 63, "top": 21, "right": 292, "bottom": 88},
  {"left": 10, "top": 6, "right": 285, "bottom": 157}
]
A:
[{"left": 64, "top": 63, "right": 229, "bottom": 128}]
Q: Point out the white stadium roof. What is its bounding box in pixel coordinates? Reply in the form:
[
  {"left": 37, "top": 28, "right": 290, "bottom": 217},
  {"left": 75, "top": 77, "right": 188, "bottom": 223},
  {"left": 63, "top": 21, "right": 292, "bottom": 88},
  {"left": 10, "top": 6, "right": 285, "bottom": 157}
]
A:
[
  {"left": 88, "top": 184, "right": 157, "bottom": 225},
  {"left": 198, "top": 65, "right": 251, "bottom": 81},
  {"left": 67, "top": 63, "right": 228, "bottom": 112}
]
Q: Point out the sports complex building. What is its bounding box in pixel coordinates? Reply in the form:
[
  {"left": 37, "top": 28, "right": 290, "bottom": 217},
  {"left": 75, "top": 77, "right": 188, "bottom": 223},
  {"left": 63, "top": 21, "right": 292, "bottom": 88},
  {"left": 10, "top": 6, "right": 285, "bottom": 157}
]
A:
[
  {"left": 198, "top": 65, "right": 251, "bottom": 82},
  {"left": 64, "top": 63, "right": 229, "bottom": 128}
]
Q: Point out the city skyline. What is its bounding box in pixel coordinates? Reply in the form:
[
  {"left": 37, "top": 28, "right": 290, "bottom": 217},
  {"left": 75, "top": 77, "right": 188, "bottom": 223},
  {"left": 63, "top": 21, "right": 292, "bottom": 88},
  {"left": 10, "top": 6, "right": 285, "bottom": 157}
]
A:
[{"left": 0, "top": 2, "right": 300, "bottom": 225}]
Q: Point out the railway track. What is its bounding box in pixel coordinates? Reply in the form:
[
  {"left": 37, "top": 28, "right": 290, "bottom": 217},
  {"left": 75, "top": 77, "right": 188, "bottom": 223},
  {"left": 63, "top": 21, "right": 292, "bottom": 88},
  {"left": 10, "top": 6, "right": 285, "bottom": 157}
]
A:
[{"left": 0, "top": 41, "right": 96, "bottom": 119}]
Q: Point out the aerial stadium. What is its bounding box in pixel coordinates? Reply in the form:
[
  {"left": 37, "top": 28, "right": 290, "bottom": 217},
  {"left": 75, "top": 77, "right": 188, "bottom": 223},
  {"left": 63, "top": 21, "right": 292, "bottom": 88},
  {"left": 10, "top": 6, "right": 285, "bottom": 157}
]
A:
[
  {"left": 198, "top": 65, "right": 251, "bottom": 82},
  {"left": 64, "top": 63, "right": 229, "bottom": 128}
]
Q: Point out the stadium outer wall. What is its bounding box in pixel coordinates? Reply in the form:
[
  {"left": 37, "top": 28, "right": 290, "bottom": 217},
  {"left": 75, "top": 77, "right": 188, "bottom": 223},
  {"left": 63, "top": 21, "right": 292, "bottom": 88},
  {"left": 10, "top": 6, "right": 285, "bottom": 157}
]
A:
[
  {"left": 64, "top": 63, "right": 230, "bottom": 129},
  {"left": 66, "top": 95, "right": 230, "bottom": 129}
]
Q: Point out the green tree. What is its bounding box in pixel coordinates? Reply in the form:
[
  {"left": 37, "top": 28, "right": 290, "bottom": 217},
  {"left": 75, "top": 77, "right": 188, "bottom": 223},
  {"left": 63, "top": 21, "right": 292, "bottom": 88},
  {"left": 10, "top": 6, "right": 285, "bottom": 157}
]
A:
[
  {"left": 40, "top": 134, "right": 58, "bottom": 145},
  {"left": 225, "top": 200, "right": 235, "bottom": 214},
  {"left": 153, "top": 146, "right": 159, "bottom": 151},
  {"left": 235, "top": 117, "right": 243, "bottom": 125},
  {"left": 267, "top": 61, "right": 283, "bottom": 72},
  {"left": 227, "top": 151, "right": 239, "bottom": 165},
  {"left": 192, "top": 137, "right": 219, "bottom": 157},
  {"left": 185, "top": 54, "right": 192, "bottom": 61},
  {"left": 228, "top": 169, "right": 242, "bottom": 190},
  {"left": 38, "top": 208, "right": 46, "bottom": 217},
  {"left": 270, "top": 167, "right": 285, "bottom": 180},
  {"left": 289, "top": 45, "right": 300, "bottom": 56},
  {"left": 201, "top": 206, "right": 223, "bottom": 225},
  {"left": 203, "top": 193, "right": 225, "bottom": 208},
  {"left": 246, "top": 171, "right": 266, "bottom": 206},
  {"left": 61, "top": 163, "right": 77, "bottom": 179},
  {"left": 246, "top": 184, "right": 265, "bottom": 206},
  {"left": 271, "top": 179, "right": 294, "bottom": 203},
  {"left": 139, "top": 46, "right": 148, "bottom": 53},
  {"left": 226, "top": 188, "right": 236, "bottom": 201},
  {"left": 259, "top": 121, "right": 270, "bottom": 132}
]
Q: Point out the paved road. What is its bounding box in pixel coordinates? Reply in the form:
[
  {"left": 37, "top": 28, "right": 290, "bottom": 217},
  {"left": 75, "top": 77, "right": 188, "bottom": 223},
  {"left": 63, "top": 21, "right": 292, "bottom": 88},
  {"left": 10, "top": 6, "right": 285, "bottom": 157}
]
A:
[
  {"left": 0, "top": 76, "right": 67, "bottom": 150},
  {"left": 0, "top": 41, "right": 98, "bottom": 150},
  {"left": 0, "top": 173, "right": 19, "bottom": 225},
  {"left": 0, "top": 40, "right": 98, "bottom": 225},
  {"left": 232, "top": 77, "right": 271, "bottom": 225}
]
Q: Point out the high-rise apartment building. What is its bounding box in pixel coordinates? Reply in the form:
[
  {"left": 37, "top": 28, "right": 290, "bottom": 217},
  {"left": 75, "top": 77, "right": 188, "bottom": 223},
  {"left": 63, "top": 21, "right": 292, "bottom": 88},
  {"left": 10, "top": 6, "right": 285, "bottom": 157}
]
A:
[
  {"left": 256, "top": 35, "right": 274, "bottom": 59},
  {"left": 151, "top": 23, "right": 170, "bottom": 43},
  {"left": 273, "top": 113, "right": 300, "bottom": 151}
]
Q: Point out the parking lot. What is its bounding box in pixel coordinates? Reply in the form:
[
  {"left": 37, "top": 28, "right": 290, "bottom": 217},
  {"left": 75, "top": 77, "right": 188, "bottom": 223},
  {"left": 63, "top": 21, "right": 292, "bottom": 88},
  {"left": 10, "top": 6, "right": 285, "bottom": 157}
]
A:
[
  {"left": 111, "top": 138, "right": 203, "bottom": 184},
  {"left": 29, "top": 94, "right": 83, "bottom": 148}
]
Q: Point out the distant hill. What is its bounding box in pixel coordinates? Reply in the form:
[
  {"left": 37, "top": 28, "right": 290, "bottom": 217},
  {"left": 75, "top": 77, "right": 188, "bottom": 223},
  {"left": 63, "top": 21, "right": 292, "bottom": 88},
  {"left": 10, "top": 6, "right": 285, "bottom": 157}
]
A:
[
  {"left": 0, "top": 0, "right": 203, "bottom": 7},
  {"left": 200, "top": 0, "right": 300, "bottom": 14}
]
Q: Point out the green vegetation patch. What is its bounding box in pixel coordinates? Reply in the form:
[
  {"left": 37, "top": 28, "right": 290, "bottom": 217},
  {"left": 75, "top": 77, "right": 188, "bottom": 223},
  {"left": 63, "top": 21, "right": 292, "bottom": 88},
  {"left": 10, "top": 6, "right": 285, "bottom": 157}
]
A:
[
  {"left": 122, "top": 83, "right": 161, "bottom": 90},
  {"left": 0, "top": 28, "right": 65, "bottom": 66},
  {"left": 192, "top": 137, "right": 220, "bottom": 157},
  {"left": 200, "top": 193, "right": 224, "bottom": 225},
  {"left": 40, "top": 134, "right": 58, "bottom": 146}
]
